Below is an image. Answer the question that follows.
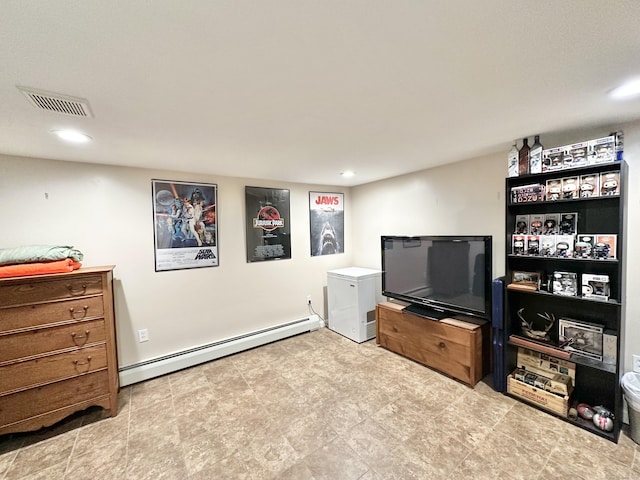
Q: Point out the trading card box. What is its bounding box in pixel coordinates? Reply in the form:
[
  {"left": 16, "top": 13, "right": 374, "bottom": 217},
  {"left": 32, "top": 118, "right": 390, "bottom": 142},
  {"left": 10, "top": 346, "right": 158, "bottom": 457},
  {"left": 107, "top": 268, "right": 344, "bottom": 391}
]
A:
[
  {"left": 511, "top": 183, "right": 545, "bottom": 203},
  {"left": 561, "top": 177, "right": 579, "bottom": 200},
  {"left": 514, "top": 214, "right": 529, "bottom": 234},
  {"left": 552, "top": 271, "right": 578, "bottom": 296},
  {"left": 542, "top": 146, "right": 565, "bottom": 172},
  {"left": 512, "top": 235, "right": 526, "bottom": 255},
  {"left": 555, "top": 234, "right": 575, "bottom": 258},
  {"left": 575, "top": 234, "right": 595, "bottom": 259},
  {"left": 516, "top": 347, "right": 576, "bottom": 381},
  {"left": 600, "top": 171, "right": 620, "bottom": 196},
  {"left": 559, "top": 212, "right": 578, "bottom": 235},
  {"left": 539, "top": 235, "right": 556, "bottom": 257},
  {"left": 529, "top": 214, "right": 544, "bottom": 235},
  {"left": 581, "top": 273, "right": 610, "bottom": 301},
  {"left": 579, "top": 174, "right": 600, "bottom": 198},
  {"left": 543, "top": 213, "right": 560, "bottom": 235},
  {"left": 526, "top": 235, "right": 540, "bottom": 256},
  {"left": 595, "top": 234, "right": 617, "bottom": 260},
  {"left": 545, "top": 179, "right": 562, "bottom": 201}
]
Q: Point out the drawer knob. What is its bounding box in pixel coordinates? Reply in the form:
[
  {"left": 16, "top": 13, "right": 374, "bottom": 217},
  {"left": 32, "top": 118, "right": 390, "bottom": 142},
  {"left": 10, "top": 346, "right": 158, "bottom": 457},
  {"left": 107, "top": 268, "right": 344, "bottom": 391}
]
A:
[
  {"left": 67, "top": 283, "right": 87, "bottom": 295},
  {"left": 73, "top": 356, "right": 92, "bottom": 372},
  {"left": 69, "top": 305, "right": 89, "bottom": 319},
  {"left": 438, "top": 342, "right": 446, "bottom": 349},
  {"left": 71, "top": 330, "right": 90, "bottom": 346}
]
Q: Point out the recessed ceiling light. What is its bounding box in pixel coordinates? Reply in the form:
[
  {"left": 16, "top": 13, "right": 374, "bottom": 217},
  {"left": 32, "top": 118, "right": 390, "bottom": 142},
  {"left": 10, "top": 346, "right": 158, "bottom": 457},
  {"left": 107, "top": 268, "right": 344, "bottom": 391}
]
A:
[
  {"left": 341, "top": 171, "right": 355, "bottom": 178},
  {"left": 51, "top": 129, "right": 92, "bottom": 143},
  {"left": 609, "top": 79, "right": 640, "bottom": 99}
]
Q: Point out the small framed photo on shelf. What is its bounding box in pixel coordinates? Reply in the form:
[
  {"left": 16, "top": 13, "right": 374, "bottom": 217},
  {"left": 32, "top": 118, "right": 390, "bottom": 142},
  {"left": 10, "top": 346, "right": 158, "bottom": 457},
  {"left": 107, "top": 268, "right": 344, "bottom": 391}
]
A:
[
  {"left": 552, "top": 271, "right": 578, "bottom": 296},
  {"left": 509, "top": 271, "right": 541, "bottom": 291},
  {"left": 558, "top": 318, "right": 604, "bottom": 361}
]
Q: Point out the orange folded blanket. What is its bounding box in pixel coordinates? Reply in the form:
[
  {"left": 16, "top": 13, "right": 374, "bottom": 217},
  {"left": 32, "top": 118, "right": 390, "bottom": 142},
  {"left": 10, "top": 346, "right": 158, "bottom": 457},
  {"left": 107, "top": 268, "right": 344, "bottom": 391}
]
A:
[{"left": 0, "top": 259, "right": 82, "bottom": 278}]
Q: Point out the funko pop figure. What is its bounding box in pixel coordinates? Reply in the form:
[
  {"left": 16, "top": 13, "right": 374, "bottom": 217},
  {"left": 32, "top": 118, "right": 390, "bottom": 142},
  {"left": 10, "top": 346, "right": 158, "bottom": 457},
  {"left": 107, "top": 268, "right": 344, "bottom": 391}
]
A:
[
  {"left": 516, "top": 220, "right": 528, "bottom": 234},
  {"left": 530, "top": 220, "right": 543, "bottom": 235},
  {"left": 563, "top": 182, "right": 578, "bottom": 199},
  {"left": 547, "top": 183, "right": 562, "bottom": 201},
  {"left": 602, "top": 179, "right": 618, "bottom": 196},
  {"left": 556, "top": 241, "right": 570, "bottom": 257},
  {"left": 543, "top": 219, "right": 557, "bottom": 235},
  {"left": 560, "top": 218, "right": 574, "bottom": 235},
  {"left": 575, "top": 241, "right": 592, "bottom": 258},
  {"left": 593, "top": 242, "right": 611, "bottom": 259},
  {"left": 527, "top": 238, "right": 540, "bottom": 255}
]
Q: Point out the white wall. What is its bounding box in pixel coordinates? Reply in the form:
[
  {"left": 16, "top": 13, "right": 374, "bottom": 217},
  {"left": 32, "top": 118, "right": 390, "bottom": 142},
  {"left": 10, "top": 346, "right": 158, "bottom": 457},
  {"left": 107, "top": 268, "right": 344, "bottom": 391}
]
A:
[
  {"left": 0, "top": 156, "right": 353, "bottom": 367},
  {"left": 351, "top": 119, "right": 640, "bottom": 374}
]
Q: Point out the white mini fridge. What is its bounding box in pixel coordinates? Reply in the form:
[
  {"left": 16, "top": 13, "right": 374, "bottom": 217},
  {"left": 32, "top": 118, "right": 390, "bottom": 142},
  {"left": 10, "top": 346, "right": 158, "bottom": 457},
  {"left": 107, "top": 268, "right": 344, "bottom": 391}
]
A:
[{"left": 327, "top": 267, "right": 384, "bottom": 343}]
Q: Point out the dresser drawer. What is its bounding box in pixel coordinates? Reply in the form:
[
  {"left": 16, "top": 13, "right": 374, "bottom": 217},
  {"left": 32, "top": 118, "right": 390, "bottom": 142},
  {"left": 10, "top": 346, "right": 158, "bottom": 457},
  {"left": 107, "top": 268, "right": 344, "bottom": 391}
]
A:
[
  {"left": 0, "top": 344, "right": 107, "bottom": 394},
  {"left": 0, "top": 275, "right": 104, "bottom": 307},
  {"left": 0, "top": 296, "right": 104, "bottom": 334},
  {"left": 0, "top": 319, "right": 106, "bottom": 363},
  {"left": 0, "top": 371, "right": 109, "bottom": 428}
]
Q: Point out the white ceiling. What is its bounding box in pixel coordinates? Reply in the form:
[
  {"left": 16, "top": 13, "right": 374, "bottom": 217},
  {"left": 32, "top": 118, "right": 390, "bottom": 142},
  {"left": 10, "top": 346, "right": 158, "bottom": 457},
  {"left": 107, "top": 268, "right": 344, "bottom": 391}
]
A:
[{"left": 2, "top": 1, "right": 640, "bottom": 187}]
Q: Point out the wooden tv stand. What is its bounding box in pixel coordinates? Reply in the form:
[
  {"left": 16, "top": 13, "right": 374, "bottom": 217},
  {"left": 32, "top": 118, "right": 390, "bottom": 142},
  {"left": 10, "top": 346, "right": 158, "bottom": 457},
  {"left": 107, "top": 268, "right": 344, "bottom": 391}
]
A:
[{"left": 376, "top": 302, "right": 490, "bottom": 386}]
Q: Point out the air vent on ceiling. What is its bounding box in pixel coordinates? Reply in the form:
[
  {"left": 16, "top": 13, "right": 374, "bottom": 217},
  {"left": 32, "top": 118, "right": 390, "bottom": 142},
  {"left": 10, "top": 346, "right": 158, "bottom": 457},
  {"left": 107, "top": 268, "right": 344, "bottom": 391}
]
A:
[{"left": 17, "top": 86, "right": 93, "bottom": 118}]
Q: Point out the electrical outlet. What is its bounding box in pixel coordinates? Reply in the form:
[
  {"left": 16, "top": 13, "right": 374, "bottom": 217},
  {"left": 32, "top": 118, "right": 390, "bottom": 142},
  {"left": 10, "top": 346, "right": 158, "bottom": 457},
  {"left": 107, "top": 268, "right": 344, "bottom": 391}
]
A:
[
  {"left": 138, "top": 328, "right": 149, "bottom": 343},
  {"left": 306, "top": 295, "right": 312, "bottom": 305},
  {"left": 633, "top": 355, "right": 640, "bottom": 373}
]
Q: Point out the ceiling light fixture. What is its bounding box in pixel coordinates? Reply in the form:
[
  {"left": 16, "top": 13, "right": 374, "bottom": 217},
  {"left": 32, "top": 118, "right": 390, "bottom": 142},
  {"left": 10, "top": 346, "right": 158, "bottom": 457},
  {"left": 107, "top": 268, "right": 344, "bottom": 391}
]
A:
[
  {"left": 341, "top": 171, "right": 355, "bottom": 178},
  {"left": 51, "top": 129, "right": 92, "bottom": 143},
  {"left": 609, "top": 79, "right": 640, "bottom": 99}
]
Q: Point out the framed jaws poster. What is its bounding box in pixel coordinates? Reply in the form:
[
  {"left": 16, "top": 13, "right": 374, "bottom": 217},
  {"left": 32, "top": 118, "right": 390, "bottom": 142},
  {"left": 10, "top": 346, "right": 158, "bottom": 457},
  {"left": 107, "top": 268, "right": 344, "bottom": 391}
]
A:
[
  {"left": 152, "top": 179, "right": 218, "bottom": 271},
  {"left": 245, "top": 186, "right": 291, "bottom": 262},
  {"left": 309, "top": 191, "right": 344, "bottom": 256}
]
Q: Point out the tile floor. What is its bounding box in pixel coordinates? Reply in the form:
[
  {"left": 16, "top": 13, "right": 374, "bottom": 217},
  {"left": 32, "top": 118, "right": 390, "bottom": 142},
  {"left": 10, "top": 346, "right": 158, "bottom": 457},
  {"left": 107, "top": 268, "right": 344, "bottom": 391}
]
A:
[{"left": 1, "top": 327, "right": 639, "bottom": 480}]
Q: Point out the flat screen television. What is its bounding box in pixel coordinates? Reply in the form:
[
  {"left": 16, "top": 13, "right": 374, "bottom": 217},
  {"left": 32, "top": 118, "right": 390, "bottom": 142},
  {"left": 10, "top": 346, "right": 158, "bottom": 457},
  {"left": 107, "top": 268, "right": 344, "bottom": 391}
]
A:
[{"left": 381, "top": 235, "right": 492, "bottom": 320}]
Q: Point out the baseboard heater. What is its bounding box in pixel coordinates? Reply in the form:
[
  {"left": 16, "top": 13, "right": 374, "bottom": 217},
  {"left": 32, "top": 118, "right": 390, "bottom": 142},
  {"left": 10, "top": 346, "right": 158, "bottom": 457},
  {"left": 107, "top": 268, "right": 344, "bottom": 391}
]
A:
[{"left": 119, "top": 315, "right": 320, "bottom": 387}]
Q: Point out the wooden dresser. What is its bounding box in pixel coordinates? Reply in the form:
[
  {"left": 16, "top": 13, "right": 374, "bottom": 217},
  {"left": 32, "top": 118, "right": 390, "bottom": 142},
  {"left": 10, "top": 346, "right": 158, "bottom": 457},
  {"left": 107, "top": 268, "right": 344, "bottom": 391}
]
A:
[
  {"left": 0, "top": 266, "right": 119, "bottom": 435},
  {"left": 376, "top": 302, "right": 490, "bottom": 386}
]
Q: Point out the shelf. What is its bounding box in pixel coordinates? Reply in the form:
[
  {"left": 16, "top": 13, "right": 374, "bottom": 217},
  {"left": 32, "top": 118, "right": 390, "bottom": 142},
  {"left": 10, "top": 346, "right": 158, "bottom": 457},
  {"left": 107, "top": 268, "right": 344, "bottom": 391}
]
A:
[
  {"left": 507, "top": 254, "right": 619, "bottom": 265},
  {"left": 507, "top": 161, "right": 622, "bottom": 184},
  {"left": 505, "top": 287, "right": 621, "bottom": 306},
  {"left": 508, "top": 194, "right": 620, "bottom": 208}
]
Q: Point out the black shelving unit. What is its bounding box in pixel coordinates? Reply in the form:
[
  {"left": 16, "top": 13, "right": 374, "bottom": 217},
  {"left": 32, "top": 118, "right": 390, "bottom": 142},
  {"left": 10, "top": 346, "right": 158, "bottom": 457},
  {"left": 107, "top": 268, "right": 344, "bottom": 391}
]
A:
[{"left": 504, "top": 160, "right": 626, "bottom": 442}]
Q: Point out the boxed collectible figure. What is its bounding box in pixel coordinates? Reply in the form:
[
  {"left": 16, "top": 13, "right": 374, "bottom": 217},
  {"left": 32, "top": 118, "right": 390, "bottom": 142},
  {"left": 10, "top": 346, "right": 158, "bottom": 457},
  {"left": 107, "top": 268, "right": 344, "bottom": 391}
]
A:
[
  {"left": 542, "top": 146, "right": 565, "bottom": 172},
  {"left": 514, "top": 214, "right": 529, "bottom": 234},
  {"left": 595, "top": 234, "right": 617, "bottom": 259},
  {"left": 561, "top": 177, "right": 579, "bottom": 200},
  {"left": 511, "top": 183, "right": 545, "bottom": 203},
  {"left": 581, "top": 273, "right": 610, "bottom": 301},
  {"left": 579, "top": 174, "right": 600, "bottom": 198},
  {"left": 540, "top": 235, "right": 556, "bottom": 257},
  {"left": 559, "top": 213, "right": 578, "bottom": 235},
  {"left": 529, "top": 214, "right": 544, "bottom": 235},
  {"left": 575, "top": 234, "right": 595, "bottom": 259},
  {"left": 588, "top": 136, "right": 616, "bottom": 165},
  {"left": 559, "top": 317, "right": 604, "bottom": 361},
  {"left": 546, "top": 179, "right": 562, "bottom": 201},
  {"left": 543, "top": 213, "right": 560, "bottom": 235},
  {"left": 552, "top": 271, "right": 578, "bottom": 296},
  {"left": 555, "top": 235, "right": 574, "bottom": 258},
  {"left": 567, "top": 142, "right": 589, "bottom": 168},
  {"left": 526, "top": 235, "right": 540, "bottom": 256},
  {"left": 512, "top": 235, "right": 526, "bottom": 255},
  {"left": 600, "top": 171, "right": 620, "bottom": 196}
]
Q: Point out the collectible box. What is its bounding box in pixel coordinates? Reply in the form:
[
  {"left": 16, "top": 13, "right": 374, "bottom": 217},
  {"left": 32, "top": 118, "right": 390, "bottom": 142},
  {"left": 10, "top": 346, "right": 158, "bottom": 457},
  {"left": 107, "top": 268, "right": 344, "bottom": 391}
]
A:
[
  {"left": 514, "top": 352, "right": 574, "bottom": 397},
  {"left": 595, "top": 234, "right": 617, "bottom": 260},
  {"left": 561, "top": 177, "right": 579, "bottom": 200},
  {"left": 508, "top": 370, "right": 569, "bottom": 417},
  {"left": 581, "top": 273, "right": 610, "bottom": 301},
  {"left": 603, "top": 332, "right": 617, "bottom": 365},
  {"left": 567, "top": 142, "right": 589, "bottom": 168},
  {"left": 516, "top": 347, "right": 576, "bottom": 381},
  {"left": 579, "top": 174, "right": 600, "bottom": 198},
  {"left": 540, "top": 235, "right": 556, "bottom": 257},
  {"left": 510, "top": 271, "right": 541, "bottom": 290},
  {"left": 555, "top": 235, "right": 574, "bottom": 258},
  {"left": 512, "top": 235, "right": 526, "bottom": 255},
  {"left": 552, "top": 271, "right": 578, "bottom": 296},
  {"left": 588, "top": 136, "right": 616, "bottom": 165},
  {"left": 559, "top": 213, "right": 578, "bottom": 235},
  {"left": 559, "top": 317, "right": 604, "bottom": 362},
  {"left": 514, "top": 214, "right": 529, "bottom": 234},
  {"left": 526, "top": 235, "right": 540, "bottom": 256},
  {"left": 600, "top": 171, "right": 620, "bottom": 196},
  {"left": 529, "top": 214, "right": 544, "bottom": 235},
  {"left": 542, "top": 146, "right": 564, "bottom": 172},
  {"left": 543, "top": 213, "right": 560, "bottom": 235},
  {"left": 575, "top": 234, "right": 595, "bottom": 259},
  {"left": 511, "top": 183, "right": 545, "bottom": 203},
  {"left": 545, "top": 179, "right": 562, "bottom": 201}
]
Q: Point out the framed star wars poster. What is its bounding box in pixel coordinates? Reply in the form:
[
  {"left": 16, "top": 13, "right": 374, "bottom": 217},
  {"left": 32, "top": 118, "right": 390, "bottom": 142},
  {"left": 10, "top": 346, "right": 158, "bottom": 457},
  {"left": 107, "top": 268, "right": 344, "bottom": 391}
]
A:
[
  {"left": 245, "top": 186, "right": 291, "bottom": 262},
  {"left": 152, "top": 179, "right": 218, "bottom": 271},
  {"left": 309, "top": 192, "right": 344, "bottom": 256}
]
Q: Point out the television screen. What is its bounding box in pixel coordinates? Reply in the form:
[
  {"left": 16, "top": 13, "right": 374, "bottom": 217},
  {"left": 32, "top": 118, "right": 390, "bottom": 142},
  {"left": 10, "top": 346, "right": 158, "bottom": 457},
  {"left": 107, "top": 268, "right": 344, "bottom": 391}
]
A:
[{"left": 381, "top": 235, "right": 492, "bottom": 319}]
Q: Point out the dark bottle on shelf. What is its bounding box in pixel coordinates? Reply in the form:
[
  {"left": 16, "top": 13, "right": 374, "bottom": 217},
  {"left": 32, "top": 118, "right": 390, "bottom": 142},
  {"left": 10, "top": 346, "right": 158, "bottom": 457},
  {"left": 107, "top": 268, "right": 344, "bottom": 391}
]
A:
[
  {"left": 529, "top": 135, "right": 543, "bottom": 174},
  {"left": 518, "top": 138, "right": 530, "bottom": 175}
]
